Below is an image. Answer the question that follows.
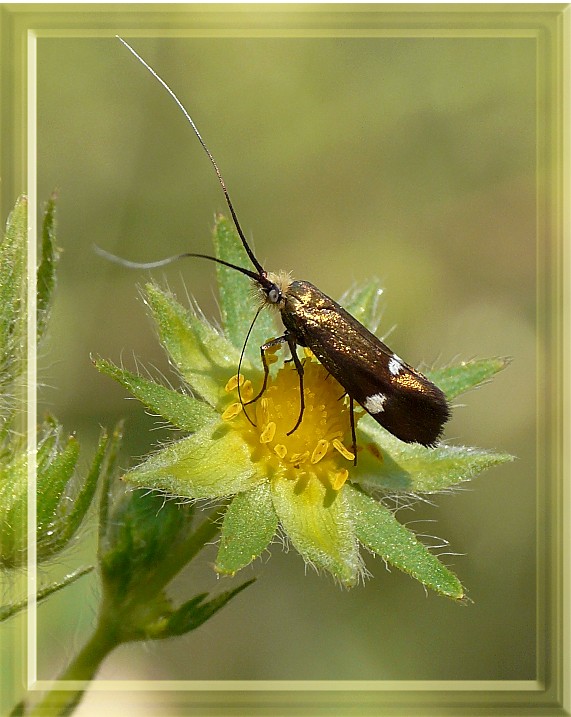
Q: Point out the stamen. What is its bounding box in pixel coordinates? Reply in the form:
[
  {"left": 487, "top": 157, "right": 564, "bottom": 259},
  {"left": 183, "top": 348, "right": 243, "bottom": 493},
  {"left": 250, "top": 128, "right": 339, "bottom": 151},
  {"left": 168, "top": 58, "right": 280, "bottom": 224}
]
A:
[
  {"left": 229, "top": 360, "right": 360, "bottom": 493},
  {"left": 225, "top": 374, "right": 244, "bottom": 392},
  {"left": 260, "top": 421, "right": 276, "bottom": 444},
  {"left": 289, "top": 451, "right": 309, "bottom": 465},
  {"left": 242, "top": 379, "right": 254, "bottom": 402},
  {"left": 332, "top": 438, "right": 355, "bottom": 461},
  {"left": 274, "top": 444, "right": 287, "bottom": 459},
  {"left": 265, "top": 343, "right": 281, "bottom": 364},
  {"left": 311, "top": 439, "right": 329, "bottom": 464},
  {"left": 222, "top": 402, "right": 242, "bottom": 420},
  {"left": 259, "top": 397, "right": 270, "bottom": 425},
  {"left": 332, "top": 469, "right": 349, "bottom": 491}
]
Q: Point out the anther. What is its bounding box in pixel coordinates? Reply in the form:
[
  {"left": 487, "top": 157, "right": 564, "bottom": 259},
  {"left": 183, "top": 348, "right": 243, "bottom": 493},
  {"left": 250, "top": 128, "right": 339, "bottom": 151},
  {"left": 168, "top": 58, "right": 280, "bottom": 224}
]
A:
[
  {"left": 222, "top": 402, "right": 243, "bottom": 420},
  {"left": 242, "top": 379, "right": 254, "bottom": 402},
  {"left": 332, "top": 469, "right": 349, "bottom": 491},
  {"left": 260, "top": 421, "right": 276, "bottom": 444},
  {"left": 332, "top": 438, "right": 355, "bottom": 461},
  {"left": 274, "top": 444, "right": 287, "bottom": 459},
  {"left": 225, "top": 374, "right": 244, "bottom": 392},
  {"left": 311, "top": 439, "right": 329, "bottom": 464}
]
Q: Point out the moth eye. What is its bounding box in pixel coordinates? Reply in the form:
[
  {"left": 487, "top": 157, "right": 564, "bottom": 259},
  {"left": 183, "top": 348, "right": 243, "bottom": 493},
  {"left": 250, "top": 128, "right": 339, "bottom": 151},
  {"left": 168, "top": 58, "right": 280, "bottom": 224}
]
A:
[{"left": 268, "top": 287, "right": 280, "bottom": 303}]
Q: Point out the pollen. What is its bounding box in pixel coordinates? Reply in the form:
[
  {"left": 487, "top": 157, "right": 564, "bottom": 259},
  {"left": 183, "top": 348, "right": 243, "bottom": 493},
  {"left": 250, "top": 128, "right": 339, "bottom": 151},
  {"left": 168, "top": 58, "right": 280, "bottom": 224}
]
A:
[{"left": 224, "top": 358, "right": 360, "bottom": 493}]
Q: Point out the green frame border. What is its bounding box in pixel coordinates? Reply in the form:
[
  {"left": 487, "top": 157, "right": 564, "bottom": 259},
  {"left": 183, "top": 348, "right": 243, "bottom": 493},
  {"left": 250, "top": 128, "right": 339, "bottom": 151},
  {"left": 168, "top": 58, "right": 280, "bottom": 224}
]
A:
[{"left": 0, "top": 3, "right": 568, "bottom": 715}]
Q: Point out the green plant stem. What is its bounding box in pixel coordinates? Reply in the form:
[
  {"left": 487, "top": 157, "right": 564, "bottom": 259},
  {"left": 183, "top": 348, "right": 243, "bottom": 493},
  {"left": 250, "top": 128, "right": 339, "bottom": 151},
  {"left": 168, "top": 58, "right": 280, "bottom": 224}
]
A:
[
  {"left": 24, "top": 508, "right": 225, "bottom": 717},
  {"left": 26, "top": 612, "right": 120, "bottom": 716}
]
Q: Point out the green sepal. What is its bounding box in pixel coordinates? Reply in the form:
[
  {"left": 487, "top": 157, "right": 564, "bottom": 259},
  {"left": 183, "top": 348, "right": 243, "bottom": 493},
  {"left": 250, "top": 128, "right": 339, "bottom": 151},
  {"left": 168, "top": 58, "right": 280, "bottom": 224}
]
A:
[
  {"left": 98, "top": 485, "right": 251, "bottom": 645},
  {"left": 356, "top": 416, "right": 514, "bottom": 493},
  {"left": 143, "top": 282, "right": 249, "bottom": 408},
  {"left": 0, "top": 566, "right": 93, "bottom": 623},
  {"left": 94, "top": 357, "right": 217, "bottom": 432},
  {"left": 0, "top": 419, "right": 119, "bottom": 568},
  {"left": 213, "top": 215, "right": 277, "bottom": 362},
  {"left": 37, "top": 430, "right": 80, "bottom": 526},
  {"left": 0, "top": 450, "right": 27, "bottom": 567},
  {"left": 123, "top": 421, "right": 263, "bottom": 499},
  {"left": 157, "top": 579, "right": 255, "bottom": 638},
  {"left": 270, "top": 475, "right": 361, "bottom": 587},
  {"left": 216, "top": 482, "right": 277, "bottom": 574},
  {"left": 97, "top": 422, "right": 124, "bottom": 545},
  {"left": 339, "top": 278, "right": 386, "bottom": 335},
  {"left": 99, "top": 488, "right": 194, "bottom": 599},
  {"left": 38, "top": 426, "right": 111, "bottom": 559},
  {"left": 37, "top": 415, "right": 61, "bottom": 473},
  {"left": 426, "top": 357, "right": 512, "bottom": 400},
  {"left": 0, "top": 196, "right": 27, "bottom": 441},
  {"left": 0, "top": 195, "right": 26, "bottom": 368},
  {"left": 347, "top": 485, "right": 464, "bottom": 599},
  {"left": 37, "top": 193, "right": 60, "bottom": 343}
]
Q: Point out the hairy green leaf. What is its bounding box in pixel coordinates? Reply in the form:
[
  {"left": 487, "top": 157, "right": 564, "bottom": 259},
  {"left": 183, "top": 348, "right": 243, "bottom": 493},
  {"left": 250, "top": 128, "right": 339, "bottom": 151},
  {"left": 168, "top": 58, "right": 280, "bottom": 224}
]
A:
[
  {"left": 213, "top": 215, "right": 277, "bottom": 361},
  {"left": 348, "top": 485, "right": 464, "bottom": 599},
  {"left": 217, "top": 482, "right": 277, "bottom": 574},
  {"left": 95, "top": 357, "right": 217, "bottom": 432}
]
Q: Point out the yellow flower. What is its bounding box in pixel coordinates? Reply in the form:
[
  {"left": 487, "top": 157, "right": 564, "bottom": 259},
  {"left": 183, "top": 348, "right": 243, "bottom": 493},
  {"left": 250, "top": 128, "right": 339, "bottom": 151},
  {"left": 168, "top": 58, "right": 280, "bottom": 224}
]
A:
[
  {"left": 223, "top": 357, "right": 355, "bottom": 494},
  {"left": 99, "top": 216, "right": 511, "bottom": 596}
]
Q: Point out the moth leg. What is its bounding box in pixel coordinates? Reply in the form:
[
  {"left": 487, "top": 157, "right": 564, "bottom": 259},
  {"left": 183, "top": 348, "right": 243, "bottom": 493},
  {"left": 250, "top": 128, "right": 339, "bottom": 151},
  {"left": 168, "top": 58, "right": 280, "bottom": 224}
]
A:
[
  {"left": 286, "top": 333, "right": 305, "bottom": 436},
  {"left": 349, "top": 396, "right": 357, "bottom": 467},
  {"left": 245, "top": 335, "right": 288, "bottom": 407}
]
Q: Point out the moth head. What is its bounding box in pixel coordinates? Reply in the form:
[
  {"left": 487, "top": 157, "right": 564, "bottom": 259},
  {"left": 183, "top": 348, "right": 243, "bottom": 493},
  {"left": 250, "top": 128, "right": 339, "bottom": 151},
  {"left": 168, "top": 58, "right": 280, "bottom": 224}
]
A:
[{"left": 254, "top": 270, "right": 293, "bottom": 310}]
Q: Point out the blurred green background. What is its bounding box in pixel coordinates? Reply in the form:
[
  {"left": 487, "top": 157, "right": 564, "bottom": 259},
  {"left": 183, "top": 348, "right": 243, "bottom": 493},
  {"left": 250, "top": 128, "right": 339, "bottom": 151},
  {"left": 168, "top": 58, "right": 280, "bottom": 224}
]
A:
[{"left": 30, "top": 33, "right": 535, "bottom": 690}]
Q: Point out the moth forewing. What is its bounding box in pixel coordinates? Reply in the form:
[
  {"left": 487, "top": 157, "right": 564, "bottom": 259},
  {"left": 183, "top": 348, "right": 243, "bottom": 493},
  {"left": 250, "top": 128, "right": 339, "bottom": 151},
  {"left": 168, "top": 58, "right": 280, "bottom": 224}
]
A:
[{"left": 280, "top": 281, "right": 449, "bottom": 446}]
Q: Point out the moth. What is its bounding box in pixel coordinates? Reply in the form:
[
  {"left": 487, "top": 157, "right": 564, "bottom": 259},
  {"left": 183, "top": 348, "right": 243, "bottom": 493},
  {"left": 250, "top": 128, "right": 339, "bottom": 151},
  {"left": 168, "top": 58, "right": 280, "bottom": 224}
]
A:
[{"left": 108, "top": 37, "right": 450, "bottom": 454}]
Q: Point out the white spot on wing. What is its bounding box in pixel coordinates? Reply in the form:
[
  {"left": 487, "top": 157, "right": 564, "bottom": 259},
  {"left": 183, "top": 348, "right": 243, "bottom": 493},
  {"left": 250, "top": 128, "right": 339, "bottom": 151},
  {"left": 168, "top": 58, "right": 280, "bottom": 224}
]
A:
[
  {"left": 388, "top": 354, "right": 402, "bottom": 376},
  {"left": 364, "top": 392, "right": 387, "bottom": 414}
]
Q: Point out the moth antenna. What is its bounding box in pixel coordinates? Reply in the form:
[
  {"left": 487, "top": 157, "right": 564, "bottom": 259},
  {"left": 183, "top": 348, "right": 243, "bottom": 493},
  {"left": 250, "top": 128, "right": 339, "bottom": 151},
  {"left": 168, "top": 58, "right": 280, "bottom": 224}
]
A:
[
  {"left": 117, "top": 36, "right": 265, "bottom": 276},
  {"left": 94, "top": 244, "right": 261, "bottom": 281},
  {"left": 236, "top": 305, "right": 266, "bottom": 428}
]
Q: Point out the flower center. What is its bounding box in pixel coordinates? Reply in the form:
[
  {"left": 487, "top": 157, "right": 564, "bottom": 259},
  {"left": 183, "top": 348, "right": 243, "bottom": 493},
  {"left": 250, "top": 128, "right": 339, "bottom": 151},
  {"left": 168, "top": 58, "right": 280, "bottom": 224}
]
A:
[{"left": 222, "top": 354, "right": 357, "bottom": 491}]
